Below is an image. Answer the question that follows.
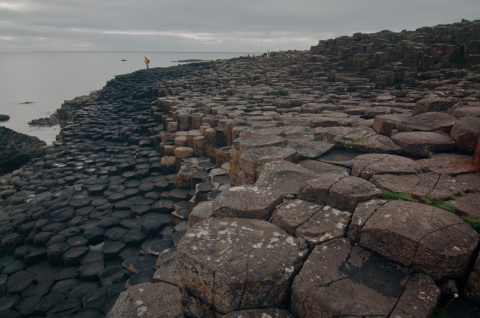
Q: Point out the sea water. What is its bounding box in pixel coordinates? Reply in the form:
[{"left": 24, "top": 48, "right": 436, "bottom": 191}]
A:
[{"left": 0, "top": 52, "right": 248, "bottom": 144}]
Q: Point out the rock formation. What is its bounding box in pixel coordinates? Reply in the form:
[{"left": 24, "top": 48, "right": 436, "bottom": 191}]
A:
[{"left": 1, "top": 19, "right": 480, "bottom": 317}]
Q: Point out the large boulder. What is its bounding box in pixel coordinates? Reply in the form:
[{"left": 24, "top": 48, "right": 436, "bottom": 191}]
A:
[
  {"left": 212, "top": 185, "right": 283, "bottom": 220},
  {"left": 291, "top": 238, "right": 440, "bottom": 318},
  {"left": 299, "top": 173, "right": 381, "bottom": 212},
  {"left": 353, "top": 200, "right": 479, "bottom": 280},
  {"left": 0, "top": 126, "right": 46, "bottom": 174},
  {"left": 177, "top": 218, "right": 306, "bottom": 317},
  {"left": 391, "top": 131, "right": 456, "bottom": 157}
]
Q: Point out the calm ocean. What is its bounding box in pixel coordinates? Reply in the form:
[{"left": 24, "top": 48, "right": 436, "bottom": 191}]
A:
[{"left": 0, "top": 52, "right": 248, "bottom": 144}]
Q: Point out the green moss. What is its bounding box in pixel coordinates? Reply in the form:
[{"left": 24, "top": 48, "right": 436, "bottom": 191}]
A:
[
  {"left": 277, "top": 143, "right": 288, "bottom": 149},
  {"left": 346, "top": 136, "right": 365, "bottom": 144},
  {"left": 381, "top": 189, "right": 415, "bottom": 202},
  {"left": 463, "top": 216, "right": 480, "bottom": 233},
  {"left": 313, "top": 135, "right": 324, "bottom": 142},
  {"left": 303, "top": 127, "right": 310, "bottom": 132},
  {"left": 422, "top": 198, "right": 456, "bottom": 213}
]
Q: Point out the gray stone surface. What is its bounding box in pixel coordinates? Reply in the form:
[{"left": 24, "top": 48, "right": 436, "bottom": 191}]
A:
[
  {"left": 107, "top": 282, "right": 182, "bottom": 318},
  {"left": 254, "top": 161, "right": 317, "bottom": 196},
  {"left": 291, "top": 238, "right": 439, "bottom": 318},
  {"left": 351, "top": 153, "right": 421, "bottom": 180},
  {"left": 177, "top": 218, "right": 306, "bottom": 316},
  {"left": 212, "top": 185, "right": 283, "bottom": 220},
  {"left": 392, "top": 131, "right": 456, "bottom": 157},
  {"left": 358, "top": 200, "right": 479, "bottom": 280}
]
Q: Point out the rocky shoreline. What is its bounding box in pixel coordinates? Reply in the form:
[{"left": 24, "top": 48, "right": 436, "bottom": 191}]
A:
[{"left": 1, "top": 20, "right": 480, "bottom": 317}]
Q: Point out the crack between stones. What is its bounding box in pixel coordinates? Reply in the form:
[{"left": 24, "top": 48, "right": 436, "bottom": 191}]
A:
[
  {"left": 424, "top": 173, "right": 441, "bottom": 198},
  {"left": 358, "top": 200, "right": 388, "bottom": 234},
  {"left": 387, "top": 273, "right": 411, "bottom": 318},
  {"left": 358, "top": 154, "right": 389, "bottom": 180},
  {"left": 411, "top": 221, "right": 465, "bottom": 266},
  {"left": 238, "top": 251, "right": 251, "bottom": 310}
]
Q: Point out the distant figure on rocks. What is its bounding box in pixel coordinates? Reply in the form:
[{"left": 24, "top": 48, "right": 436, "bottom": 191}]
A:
[{"left": 144, "top": 56, "right": 150, "bottom": 69}]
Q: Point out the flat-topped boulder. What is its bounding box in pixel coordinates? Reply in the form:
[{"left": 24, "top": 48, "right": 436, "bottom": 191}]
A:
[
  {"left": 291, "top": 238, "right": 440, "bottom": 318},
  {"left": 417, "top": 153, "right": 479, "bottom": 175},
  {"left": 230, "top": 134, "right": 288, "bottom": 185},
  {"left": 254, "top": 161, "right": 317, "bottom": 195},
  {"left": 352, "top": 200, "right": 479, "bottom": 280},
  {"left": 299, "top": 173, "right": 380, "bottom": 212},
  {"left": 371, "top": 172, "right": 470, "bottom": 200},
  {"left": 351, "top": 153, "right": 421, "bottom": 180},
  {"left": 450, "top": 117, "right": 480, "bottom": 153},
  {"left": 212, "top": 185, "right": 283, "bottom": 220},
  {"left": 177, "top": 218, "right": 306, "bottom": 317},
  {"left": 391, "top": 131, "right": 456, "bottom": 157},
  {"left": 230, "top": 145, "right": 298, "bottom": 186}
]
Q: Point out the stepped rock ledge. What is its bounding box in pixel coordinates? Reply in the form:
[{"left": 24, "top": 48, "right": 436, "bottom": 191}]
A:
[{"left": 2, "top": 19, "right": 480, "bottom": 318}]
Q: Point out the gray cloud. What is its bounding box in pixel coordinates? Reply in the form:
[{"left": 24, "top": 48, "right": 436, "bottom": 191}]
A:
[{"left": 0, "top": 0, "right": 478, "bottom": 52}]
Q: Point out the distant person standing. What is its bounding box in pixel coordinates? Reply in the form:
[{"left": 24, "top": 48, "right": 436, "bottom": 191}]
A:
[{"left": 144, "top": 56, "right": 150, "bottom": 69}]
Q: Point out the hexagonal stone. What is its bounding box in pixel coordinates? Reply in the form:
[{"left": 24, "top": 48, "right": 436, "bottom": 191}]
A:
[
  {"left": 295, "top": 206, "right": 350, "bottom": 246},
  {"left": 326, "top": 176, "right": 381, "bottom": 212},
  {"left": 177, "top": 218, "right": 306, "bottom": 316},
  {"left": 417, "top": 153, "right": 478, "bottom": 175},
  {"left": 291, "top": 238, "right": 440, "bottom": 318},
  {"left": 391, "top": 132, "right": 456, "bottom": 157},
  {"left": 299, "top": 173, "right": 345, "bottom": 204},
  {"left": 371, "top": 172, "right": 470, "bottom": 200},
  {"left": 271, "top": 200, "right": 322, "bottom": 235},
  {"left": 351, "top": 154, "right": 421, "bottom": 180},
  {"left": 212, "top": 185, "right": 283, "bottom": 220},
  {"left": 174, "top": 146, "right": 193, "bottom": 159},
  {"left": 254, "top": 161, "right": 317, "bottom": 196},
  {"left": 7, "top": 270, "right": 35, "bottom": 294},
  {"left": 356, "top": 200, "right": 479, "bottom": 280}
]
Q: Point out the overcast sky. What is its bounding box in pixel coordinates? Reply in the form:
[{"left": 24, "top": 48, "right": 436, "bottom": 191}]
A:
[{"left": 0, "top": 0, "right": 478, "bottom": 52}]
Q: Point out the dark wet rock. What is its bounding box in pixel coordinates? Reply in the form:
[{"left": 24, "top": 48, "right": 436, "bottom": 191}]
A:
[
  {"left": 0, "top": 126, "right": 46, "bottom": 174},
  {"left": 7, "top": 270, "right": 35, "bottom": 294},
  {"left": 36, "top": 293, "right": 66, "bottom": 314},
  {"left": 0, "top": 114, "right": 10, "bottom": 122},
  {"left": 62, "top": 246, "right": 89, "bottom": 267},
  {"left": 107, "top": 282, "right": 182, "bottom": 318},
  {"left": 98, "top": 265, "right": 128, "bottom": 287}
]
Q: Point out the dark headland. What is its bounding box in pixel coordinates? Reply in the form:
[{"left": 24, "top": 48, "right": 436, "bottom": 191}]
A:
[{"left": 1, "top": 19, "right": 480, "bottom": 318}]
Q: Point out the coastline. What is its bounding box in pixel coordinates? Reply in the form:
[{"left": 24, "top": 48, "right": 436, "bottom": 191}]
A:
[{"left": 1, "top": 20, "right": 480, "bottom": 317}]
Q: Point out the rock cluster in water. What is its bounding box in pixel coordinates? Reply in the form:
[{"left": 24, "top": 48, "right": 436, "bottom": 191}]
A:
[{"left": 1, "top": 19, "right": 480, "bottom": 318}]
